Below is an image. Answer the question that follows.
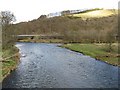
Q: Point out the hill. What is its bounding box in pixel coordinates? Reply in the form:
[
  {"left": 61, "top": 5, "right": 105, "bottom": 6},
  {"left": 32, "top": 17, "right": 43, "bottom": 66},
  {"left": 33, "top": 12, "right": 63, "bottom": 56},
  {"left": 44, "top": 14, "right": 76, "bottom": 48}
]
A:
[
  {"left": 12, "top": 9, "right": 118, "bottom": 43},
  {"left": 68, "top": 9, "right": 118, "bottom": 19}
]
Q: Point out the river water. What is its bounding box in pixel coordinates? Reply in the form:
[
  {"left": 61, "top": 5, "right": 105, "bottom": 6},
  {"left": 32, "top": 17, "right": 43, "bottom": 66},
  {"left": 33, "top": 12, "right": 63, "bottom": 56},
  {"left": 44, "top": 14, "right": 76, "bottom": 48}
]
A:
[{"left": 2, "top": 42, "right": 119, "bottom": 88}]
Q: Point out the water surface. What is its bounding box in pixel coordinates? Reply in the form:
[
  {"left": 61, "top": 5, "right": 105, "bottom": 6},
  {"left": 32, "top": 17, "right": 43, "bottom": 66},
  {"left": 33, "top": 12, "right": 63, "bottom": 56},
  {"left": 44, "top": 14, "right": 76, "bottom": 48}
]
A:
[{"left": 2, "top": 42, "right": 119, "bottom": 88}]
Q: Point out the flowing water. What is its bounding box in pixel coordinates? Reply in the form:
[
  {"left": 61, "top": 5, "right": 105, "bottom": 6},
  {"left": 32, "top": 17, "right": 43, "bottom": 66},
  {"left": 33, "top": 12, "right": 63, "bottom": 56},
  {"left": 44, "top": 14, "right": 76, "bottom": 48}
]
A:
[{"left": 2, "top": 42, "right": 119, "bottom": 88}]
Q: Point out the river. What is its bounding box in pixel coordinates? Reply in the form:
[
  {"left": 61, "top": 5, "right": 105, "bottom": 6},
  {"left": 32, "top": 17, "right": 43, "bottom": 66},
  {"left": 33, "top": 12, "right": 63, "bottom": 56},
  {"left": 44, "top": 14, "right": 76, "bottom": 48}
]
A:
[{"left": 2, "top": 42, "right": 119, "bottom": 88}]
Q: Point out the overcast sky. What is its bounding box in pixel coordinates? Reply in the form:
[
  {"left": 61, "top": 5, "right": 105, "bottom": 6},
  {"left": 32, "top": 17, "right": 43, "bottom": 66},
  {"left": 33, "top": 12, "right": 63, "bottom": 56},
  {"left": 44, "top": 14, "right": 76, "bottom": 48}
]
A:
[{"left": 0, "top": 0, "right": 119, "bottom": 23}]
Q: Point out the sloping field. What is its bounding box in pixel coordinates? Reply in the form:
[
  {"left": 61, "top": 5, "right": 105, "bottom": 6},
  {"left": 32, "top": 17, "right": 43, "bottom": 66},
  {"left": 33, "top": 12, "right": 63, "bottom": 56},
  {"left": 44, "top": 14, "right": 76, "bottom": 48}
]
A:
[{"left": 71, "top": 9, "right": 117, "bottom": 18}]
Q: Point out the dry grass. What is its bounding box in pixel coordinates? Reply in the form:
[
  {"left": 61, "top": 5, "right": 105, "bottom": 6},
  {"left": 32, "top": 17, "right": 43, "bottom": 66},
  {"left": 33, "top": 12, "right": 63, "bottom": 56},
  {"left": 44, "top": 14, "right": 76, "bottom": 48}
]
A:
[{"left": 70, "top": 9, "right": 117, "bottom": 18}]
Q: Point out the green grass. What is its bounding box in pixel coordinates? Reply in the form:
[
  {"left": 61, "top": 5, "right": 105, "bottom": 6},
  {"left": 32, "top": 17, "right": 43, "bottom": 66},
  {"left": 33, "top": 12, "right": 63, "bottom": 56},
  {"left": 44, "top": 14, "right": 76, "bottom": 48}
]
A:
[
  {"left": 2, "top": 46, "right": 18, "bottom": 58},
  {"left": 62, "top": 43, "right": 119, "bottom": 66},
  {"left": 2, "top": 59, "right": 16, "bottom": 76},
  {"left": 0, "top": 46, "right": 19, "bottom": 82}
]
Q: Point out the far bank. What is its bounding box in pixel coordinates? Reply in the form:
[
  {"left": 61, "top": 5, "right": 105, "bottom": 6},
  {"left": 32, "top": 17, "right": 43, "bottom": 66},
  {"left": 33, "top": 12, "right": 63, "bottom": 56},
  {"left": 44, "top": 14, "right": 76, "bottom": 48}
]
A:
[{"left": 61, "top": 43, "right": 119, "bottom": 67}]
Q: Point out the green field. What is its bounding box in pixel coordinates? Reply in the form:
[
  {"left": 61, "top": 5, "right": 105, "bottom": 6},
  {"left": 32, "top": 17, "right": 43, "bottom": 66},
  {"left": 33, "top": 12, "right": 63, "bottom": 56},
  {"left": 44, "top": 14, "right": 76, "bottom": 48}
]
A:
[{"left": 62, "top": 43, "right": 119, "bottom": 66}]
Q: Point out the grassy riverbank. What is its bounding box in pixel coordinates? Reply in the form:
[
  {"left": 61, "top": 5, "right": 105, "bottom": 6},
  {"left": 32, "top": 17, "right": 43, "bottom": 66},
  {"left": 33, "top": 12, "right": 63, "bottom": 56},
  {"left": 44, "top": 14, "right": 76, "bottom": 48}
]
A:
[
  {"left": 0, "top": 46, "right": 19, "bottom": 82},
  {"left": 61, "top": 43, "right": 119, "bottom": 66}
]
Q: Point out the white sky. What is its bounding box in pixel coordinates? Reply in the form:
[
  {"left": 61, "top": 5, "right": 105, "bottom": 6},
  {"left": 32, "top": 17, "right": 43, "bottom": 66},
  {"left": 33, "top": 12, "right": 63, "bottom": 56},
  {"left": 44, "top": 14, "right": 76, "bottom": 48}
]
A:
[{"left": 0, "top": 0, "right": 119, "bottom": 23}]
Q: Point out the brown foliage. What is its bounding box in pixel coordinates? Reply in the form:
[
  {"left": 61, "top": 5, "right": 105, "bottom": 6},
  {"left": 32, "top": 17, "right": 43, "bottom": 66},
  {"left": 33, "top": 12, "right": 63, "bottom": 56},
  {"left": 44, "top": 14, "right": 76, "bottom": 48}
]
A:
[{"left": 12, "top": 14, "right": 118, "bottom": 43}]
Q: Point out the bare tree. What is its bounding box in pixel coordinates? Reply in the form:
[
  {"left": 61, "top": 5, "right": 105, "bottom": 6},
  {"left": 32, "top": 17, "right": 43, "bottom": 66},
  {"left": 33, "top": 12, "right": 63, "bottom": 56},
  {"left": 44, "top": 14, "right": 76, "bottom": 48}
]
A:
[
  {"left": 1, "top": 11, "right": 16, "bottom": 25},
  {"left": 1, "top": 11, "right": 16, "bottom": 49}
]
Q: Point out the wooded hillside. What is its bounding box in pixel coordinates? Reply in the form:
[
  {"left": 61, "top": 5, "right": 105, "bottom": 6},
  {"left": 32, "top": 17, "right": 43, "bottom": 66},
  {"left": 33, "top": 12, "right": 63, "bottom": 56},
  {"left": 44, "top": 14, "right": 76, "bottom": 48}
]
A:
[{"left": 13, "top": 9, "right": 118, "bottom": 43}]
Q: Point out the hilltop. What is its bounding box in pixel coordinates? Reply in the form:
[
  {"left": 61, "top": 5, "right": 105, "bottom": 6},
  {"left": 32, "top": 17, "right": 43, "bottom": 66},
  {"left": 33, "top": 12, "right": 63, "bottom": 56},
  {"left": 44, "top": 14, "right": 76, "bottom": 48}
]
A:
[{"left": 68, "top": 9, "right": 117, "bottom": 18}]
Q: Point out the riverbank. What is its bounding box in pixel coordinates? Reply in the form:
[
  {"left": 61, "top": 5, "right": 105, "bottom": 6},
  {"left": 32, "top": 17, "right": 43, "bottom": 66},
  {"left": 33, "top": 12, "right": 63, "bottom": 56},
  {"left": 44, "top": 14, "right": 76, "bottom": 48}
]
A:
[
  {"left": 18, "top": 38, "right": 63, "bottom": 43},
  {"left": 61, "top": 43, "right": 119, "bottom": 66},
  {"left": 0, "top": 46, "right": 20, "bottom": 82}
]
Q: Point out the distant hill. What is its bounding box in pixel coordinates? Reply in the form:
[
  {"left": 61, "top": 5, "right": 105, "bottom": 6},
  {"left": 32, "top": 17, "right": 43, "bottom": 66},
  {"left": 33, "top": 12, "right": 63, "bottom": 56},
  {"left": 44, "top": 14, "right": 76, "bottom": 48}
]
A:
[{"left": 67, "top": 9, "right": 118, "bottom": 18}]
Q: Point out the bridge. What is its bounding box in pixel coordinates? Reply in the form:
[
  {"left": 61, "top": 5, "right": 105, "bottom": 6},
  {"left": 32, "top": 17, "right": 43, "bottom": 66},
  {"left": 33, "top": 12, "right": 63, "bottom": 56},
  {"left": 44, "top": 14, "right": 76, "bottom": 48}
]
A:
[{"left": 16, "top": 35, "right": 64, "bottom": 40}]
